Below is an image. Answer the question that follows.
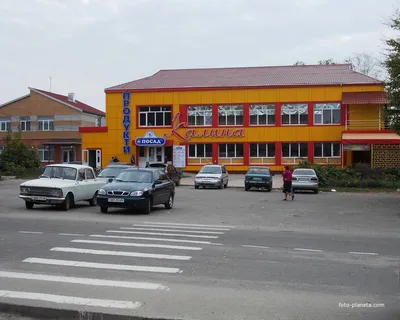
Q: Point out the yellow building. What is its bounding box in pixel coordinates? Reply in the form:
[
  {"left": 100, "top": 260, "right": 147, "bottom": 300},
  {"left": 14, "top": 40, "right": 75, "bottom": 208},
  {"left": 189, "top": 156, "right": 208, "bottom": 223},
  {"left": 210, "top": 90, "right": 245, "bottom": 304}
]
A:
[{"left": 79, "top": 64, "right": 400, "bottom": 172}]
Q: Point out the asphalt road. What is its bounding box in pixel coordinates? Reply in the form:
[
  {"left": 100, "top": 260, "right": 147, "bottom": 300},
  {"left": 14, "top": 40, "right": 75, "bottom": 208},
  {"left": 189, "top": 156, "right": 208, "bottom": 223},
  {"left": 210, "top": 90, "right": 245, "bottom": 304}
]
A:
[{"left": 0, "top": 179, "right": 399, "bottom": 320}]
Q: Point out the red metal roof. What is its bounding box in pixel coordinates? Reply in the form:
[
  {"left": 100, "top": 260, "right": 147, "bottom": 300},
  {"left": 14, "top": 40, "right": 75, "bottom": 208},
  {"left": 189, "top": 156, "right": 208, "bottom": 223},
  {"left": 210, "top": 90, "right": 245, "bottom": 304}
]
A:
[
  {"left": 342, "top": 91, "right": 388, "bottom": 104},
  {"left": 31, "top": 88, "right": 105, "bottom": 116},
  {"left": 106, "top": 64, "right": 382, "bottom": 92}
]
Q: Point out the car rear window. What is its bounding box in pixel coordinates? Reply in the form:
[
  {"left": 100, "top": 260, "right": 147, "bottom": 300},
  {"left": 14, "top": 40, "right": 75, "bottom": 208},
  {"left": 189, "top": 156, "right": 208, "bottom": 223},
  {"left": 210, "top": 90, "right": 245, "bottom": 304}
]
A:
[
  {"left": 293, "top": 169, "right": 315, "bottom": 175},
  {"left": 149, "top": 163, "right": 165, "bottom": 168},
  {"left": 247, "top": 168, "right": 270, "bottom": 174},
  {"left": 98, "top": 167, "right": 129, "bottom": 178}
]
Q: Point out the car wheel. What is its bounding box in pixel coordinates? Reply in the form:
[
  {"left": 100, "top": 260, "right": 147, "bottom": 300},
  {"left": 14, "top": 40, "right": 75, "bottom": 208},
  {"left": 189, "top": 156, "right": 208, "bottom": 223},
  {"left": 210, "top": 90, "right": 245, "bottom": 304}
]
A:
[
  {"left": 313, "top": 189, "right": 319, "bottom": 194},
  {"left": 245, "top": 186, "right": 250, "bottom": 191},
  {"left": 89, "top": 192, "right": 98, "bottom": 206},
  {"left": 25, "top": 202, "right": 34, "bottom": 210},
  {"left": 218, "top": 180, "right": 223, "bottom": 189},
  {"left": 164, "top": 193, "right": 174, "bottom": 209},
  {"left": 224, "top": 181, "right": 228, "bottom": 188},
  {"left": 60, "top": 193, "right": 74, "bottom": 211},
  {"left": 195, "top": 185, "right": 199, "bottom": 189},
  {"left": 100, "top": 206, "right": 108, "bottom": 213},
  {"left": 175, "top": 180, "right": 180, "bottom": 186},
  {"left": 143, "top": 198, "right": 152, "bottom": 215}
]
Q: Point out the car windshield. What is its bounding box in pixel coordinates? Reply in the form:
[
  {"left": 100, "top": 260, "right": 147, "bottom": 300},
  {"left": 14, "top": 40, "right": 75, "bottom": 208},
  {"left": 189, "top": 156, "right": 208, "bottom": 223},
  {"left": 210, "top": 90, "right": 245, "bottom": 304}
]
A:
[
  {"left": 294, "top": 169, "right": 315, "bottom": 176},
  {"left": 98, "top": 167, "right": 128, "bottom": 178},
  {"left": 115, "top": 170, "right": 153, "bottom": 183},
  {"left": 41, "top": 166, "right": 77, "bottom": 180},
  {"left": 199, "top": 166, "right": 221, "bottom": 174},
  {"left": 247, "top": 168, "right": 270, "bottom": 174}
]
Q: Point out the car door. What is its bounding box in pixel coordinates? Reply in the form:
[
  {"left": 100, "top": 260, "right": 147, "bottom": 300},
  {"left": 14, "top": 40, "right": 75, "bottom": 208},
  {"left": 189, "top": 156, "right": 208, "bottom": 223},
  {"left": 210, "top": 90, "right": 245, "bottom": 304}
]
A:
[
  {"left": 157, "top": 173, "right": 171, "bottom": 203},
  {"left": 74, "top": 169, "right": 87, "bottom": 201},
  {"left": 84, "top": 168, "right": 98, "bottom": 199},
  {"left": 167, "top": 165, "right": 179, "bottom": 184},
  {"left": 151, "top": 170, "right": 163, "bottom": 205},
  {"left": 222, "top": 166, "right": 228, "bottom": 184}
]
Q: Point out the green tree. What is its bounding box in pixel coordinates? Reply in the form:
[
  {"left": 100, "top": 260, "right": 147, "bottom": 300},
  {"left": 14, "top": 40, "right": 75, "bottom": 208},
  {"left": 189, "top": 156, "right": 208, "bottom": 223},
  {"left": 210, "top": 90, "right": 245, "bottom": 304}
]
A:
[
  {"left": 318, "top": 58, "right": 338, "bottom": 65},
  {"left": 0, "top": 132, "right": 40, "bottom": 175},
  {"left": 383, "top": 9, "right": 400, "bottom": 133}
]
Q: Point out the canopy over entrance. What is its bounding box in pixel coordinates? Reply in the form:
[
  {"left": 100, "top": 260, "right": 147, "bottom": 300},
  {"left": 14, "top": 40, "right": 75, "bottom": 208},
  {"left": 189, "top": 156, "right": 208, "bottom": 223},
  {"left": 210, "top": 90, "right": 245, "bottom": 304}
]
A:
[
  {"left": 342, "top": 132, "right": 400, "bottom": 144},
  {"left": 342, "top": 91, "right": 388, "bottom": 105}
]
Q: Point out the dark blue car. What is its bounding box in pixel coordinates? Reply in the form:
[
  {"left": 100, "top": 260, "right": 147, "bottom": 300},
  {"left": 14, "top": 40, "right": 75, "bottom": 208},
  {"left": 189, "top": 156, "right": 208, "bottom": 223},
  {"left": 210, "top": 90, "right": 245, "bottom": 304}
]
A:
[{"left": 244, "top": 166, "right": 273, "bottom": 192}]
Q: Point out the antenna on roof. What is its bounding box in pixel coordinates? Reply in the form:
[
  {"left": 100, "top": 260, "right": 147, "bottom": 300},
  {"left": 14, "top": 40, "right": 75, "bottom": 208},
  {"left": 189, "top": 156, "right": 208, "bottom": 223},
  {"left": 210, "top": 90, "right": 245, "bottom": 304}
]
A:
[{"left": 49, "top": 76, "right": 52, "bottom": 92}]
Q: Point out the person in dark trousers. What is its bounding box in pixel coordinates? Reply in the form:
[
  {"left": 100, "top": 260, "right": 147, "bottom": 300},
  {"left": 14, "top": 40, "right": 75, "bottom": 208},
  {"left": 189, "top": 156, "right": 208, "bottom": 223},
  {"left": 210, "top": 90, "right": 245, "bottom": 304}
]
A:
[
  {"left": 145, "top": 161, "right": 150, "bottom": 168},
  {"left": 282, "top": 165, "right": 294, "bottom": 201},
  {"left": 130, "top": 154, "right": 136, "bottom": 166}
]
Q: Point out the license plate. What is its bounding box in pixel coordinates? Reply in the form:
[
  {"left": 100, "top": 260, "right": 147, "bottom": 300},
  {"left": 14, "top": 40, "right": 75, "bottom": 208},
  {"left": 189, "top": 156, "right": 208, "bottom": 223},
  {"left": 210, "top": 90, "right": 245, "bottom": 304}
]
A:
[
  {"left": 108, "top": 198, "right": 125, "bottom": 203},
  {"left": 299, "top": 178, "right": 308, "bottom": 181},
  {"left": 32, "top": 196, "right": 47, "bottom": 201},
  {"left": 253, "top": 178, "right": 262, "bottom": 180}
]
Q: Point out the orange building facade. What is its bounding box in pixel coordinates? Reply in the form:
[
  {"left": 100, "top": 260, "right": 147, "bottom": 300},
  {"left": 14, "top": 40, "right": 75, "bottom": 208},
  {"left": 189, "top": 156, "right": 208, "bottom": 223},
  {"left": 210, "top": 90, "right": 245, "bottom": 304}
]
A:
[{"left": 79, "top": 65, "right": 400, "bottom": 172}]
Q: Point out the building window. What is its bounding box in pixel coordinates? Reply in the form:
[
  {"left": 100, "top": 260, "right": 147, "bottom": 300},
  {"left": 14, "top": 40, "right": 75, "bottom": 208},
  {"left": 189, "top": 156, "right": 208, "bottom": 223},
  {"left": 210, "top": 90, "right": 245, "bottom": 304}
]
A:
[
  {"left": 281, "top": 104, "right": 308, "bottom": 125},
  {"left": 250, "top": 104, "right": 275, "bottom": 125},
  {"left": 218, "top": 105, "right": 243, "bottom": 126},
  {"left": 38, "top": 117, "right": 54, "bottom": 131},
  {"left": 314, "top": 142, "right": 341, "bottom": 157},
  {"left": 38, "top": 146, "right": 55, "bottom": 162},
  {"left": 0, "top": 118, "right": 11, "bottom": 132},
  {"left": 188, "top": 144, "right": 212, "bottom": 158},
  {"left": 20, "top": 117, "right": 31, "bottom": 131},
  {"left": 250, "top": 143, "right": 275, "bottom": 158},
  {"left": 139, "top": 106, "right": 172, "bottom": 127},
  {"left": 188, "top": 106, "right": 212, "bottom": 126},
  {"left": 314, "top": 103, "right": 341, "bottom": 124},
  {"left": 282, "top": 143, "right": 308, "bottom": 158},
  {"left": 219, "top": 144, "right": 243, "bottom": 158}
]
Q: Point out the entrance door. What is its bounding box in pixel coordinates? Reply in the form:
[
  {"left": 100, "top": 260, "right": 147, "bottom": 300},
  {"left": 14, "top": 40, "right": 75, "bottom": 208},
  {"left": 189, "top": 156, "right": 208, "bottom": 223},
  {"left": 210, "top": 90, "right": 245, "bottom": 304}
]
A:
[
  {"left": 82, "top": 149, "right": 102, "bottom": 169},
  {"left": 148, "top": 147, "right": 164, "bottom": 163},
  {"left": 352, "top": 151, "right": 371, "bottom": 166}
]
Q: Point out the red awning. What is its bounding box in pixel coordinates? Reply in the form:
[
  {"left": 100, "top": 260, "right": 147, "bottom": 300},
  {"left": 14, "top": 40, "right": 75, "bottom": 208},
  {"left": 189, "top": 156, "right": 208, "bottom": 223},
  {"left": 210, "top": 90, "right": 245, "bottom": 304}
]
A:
[
  {"left": 342, "top": 132, "right": 400, "bottom": 144},
  {"left": 342, "top": 91, "right": 388, "bottom": 104}
]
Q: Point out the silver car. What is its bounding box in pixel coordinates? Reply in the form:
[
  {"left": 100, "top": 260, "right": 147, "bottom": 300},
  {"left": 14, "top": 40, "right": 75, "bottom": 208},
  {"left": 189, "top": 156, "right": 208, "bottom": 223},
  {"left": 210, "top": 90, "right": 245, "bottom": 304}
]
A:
[
  {"left": 292, "top": 168, "right": 319, "bottom": 193},
  {"left": 194, "top": 165, "right": 229, "bottom": 189}
]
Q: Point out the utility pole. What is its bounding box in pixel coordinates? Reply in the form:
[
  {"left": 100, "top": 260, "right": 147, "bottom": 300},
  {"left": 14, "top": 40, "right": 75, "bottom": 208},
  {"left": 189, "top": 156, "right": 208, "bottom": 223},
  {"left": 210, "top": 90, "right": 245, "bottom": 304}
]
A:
[{"left": 49, "top": 77, "right": 52, "bottom": 92}]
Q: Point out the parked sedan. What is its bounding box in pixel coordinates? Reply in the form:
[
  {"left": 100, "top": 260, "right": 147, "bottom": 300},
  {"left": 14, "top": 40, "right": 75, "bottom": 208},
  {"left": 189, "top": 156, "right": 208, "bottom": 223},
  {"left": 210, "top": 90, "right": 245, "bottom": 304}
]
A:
[
  {"left": 148, "top": 163, "right": 181, "bottom": 186},
  {"left": 244, "top": 166, "right": 273, "bottom": 192},
  {"left": 194, "top": 164, "right": 229, "bottom": 189},
  {"left": 97, "top": 163, "right": 135, "bottom": 183},
  {"left": 292, "top": 168, "right": 319, "bottom": 193},
  {"left": 97, "top": 168, "right": 175, "bottom": 214}
]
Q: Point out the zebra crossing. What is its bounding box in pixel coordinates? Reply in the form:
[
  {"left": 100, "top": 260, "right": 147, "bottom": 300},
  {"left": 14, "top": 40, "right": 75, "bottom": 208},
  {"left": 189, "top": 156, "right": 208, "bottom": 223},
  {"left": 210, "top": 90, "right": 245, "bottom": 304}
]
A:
[{"left": 0, "top": 222, "right": 233, "bottom": 313}]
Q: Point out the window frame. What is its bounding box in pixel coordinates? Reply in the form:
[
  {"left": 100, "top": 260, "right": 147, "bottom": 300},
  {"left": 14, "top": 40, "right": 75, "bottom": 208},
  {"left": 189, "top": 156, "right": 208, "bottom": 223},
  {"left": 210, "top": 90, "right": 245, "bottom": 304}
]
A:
[
  {"left": 313, "top": 103, "right": 341, "bottom": 125},
  {"left": 281, "top": 103, "right": 308, "bottom": 125},
  {"left": 187, "top": 105, "right": 212, "bottom": 127},
  {"left": 218, "top": 105, "right": 244, "bottom": 126},
  {"left": 314, "top": 142, "right": 341, "bottom": 158},
  {"left": 38, "top": 146, "right": 55, "bottom": 162},
  {"left": 218, "top": 143, "right": 244, "bottom": 158},
  {"left": 20, "top": 117, "right": 31, "bottom": 131},
  {"left": 249, "top": 104, "right": 276, "bottom": 126},
  {"left": 281, "top": 143, "right": 308, "bottom": 158},
  {"left": 38, "top": 117, "right": 54, "bottom": 131},
  {"left": 249, "top": 143, "right": 276, "bottom": 158},
  {"left": 0, "top": 119, "right": 11, "bottom": 132},
  {"left": 138, "top": 105, "right": 172, "bottom": 128},
  {"left": 188, "top": 144, "right": 212, "bottom": 158}
]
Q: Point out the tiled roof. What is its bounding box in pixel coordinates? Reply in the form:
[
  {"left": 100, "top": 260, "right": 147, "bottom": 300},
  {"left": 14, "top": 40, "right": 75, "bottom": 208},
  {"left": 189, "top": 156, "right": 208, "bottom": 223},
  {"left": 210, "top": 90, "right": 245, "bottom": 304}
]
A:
[
  {"left": 31, "top": 88, "right": 105, "bottom": 116},
  {"left": 342, "top": 91, "right": 388, "bottom": 104},
  {"left": 106, "top": 64, "right": 382, "bottom": 91}
]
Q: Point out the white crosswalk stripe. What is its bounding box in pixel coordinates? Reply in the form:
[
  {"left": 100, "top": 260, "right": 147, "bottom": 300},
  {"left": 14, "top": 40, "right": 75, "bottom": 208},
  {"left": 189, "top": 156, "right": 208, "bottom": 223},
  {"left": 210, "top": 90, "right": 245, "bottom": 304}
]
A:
[
  {"left": 0, "top": 222, "right": 234, "bottom": 313},
  {"left": 106, "top": 230, "right": 219, "bottom": 239}
]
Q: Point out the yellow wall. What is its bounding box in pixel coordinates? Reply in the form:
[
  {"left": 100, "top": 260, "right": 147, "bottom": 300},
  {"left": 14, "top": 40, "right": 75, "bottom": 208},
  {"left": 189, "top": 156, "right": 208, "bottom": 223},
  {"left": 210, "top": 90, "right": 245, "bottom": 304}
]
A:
[
  {"left": 347, "top": 104, "right": 382, "bottom": 130},
  {"left": 82, "top": 84, "right": 384, "bottom": 170}
]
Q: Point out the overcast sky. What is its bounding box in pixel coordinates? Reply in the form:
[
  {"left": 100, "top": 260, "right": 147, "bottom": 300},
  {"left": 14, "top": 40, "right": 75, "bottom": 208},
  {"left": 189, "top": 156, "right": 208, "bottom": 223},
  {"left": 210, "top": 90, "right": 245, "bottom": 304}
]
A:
[{"left": 0, "top": 0, "right": 398, "bottom": 111}]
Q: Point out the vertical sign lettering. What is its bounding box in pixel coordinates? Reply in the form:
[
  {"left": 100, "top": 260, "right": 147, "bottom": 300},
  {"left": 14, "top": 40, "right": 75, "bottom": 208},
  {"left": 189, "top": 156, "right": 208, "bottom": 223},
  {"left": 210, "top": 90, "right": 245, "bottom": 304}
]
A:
[{"left": 122, "top": 92, "right": 131, "bottom": 154}]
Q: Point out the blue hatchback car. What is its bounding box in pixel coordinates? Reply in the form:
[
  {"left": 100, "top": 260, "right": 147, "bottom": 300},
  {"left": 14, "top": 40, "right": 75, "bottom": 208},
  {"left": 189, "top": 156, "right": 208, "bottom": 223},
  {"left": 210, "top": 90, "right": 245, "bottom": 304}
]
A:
[{"left": 244, "top": 166, "right": 273, "bottom": 192}]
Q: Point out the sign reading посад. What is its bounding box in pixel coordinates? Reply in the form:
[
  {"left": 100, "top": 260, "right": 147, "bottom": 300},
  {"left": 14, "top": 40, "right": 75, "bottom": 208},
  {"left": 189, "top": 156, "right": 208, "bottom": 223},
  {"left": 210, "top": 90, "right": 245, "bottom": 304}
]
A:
[{"left": 135, "top": 131, "right": 166, "bottom": 147}]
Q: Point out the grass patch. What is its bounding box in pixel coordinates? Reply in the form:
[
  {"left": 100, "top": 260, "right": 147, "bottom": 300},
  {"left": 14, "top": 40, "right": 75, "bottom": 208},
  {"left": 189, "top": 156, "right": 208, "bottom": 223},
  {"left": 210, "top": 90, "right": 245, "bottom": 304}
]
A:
[{"left": 320, "top": 187, "right": 399, "bottom": 193}]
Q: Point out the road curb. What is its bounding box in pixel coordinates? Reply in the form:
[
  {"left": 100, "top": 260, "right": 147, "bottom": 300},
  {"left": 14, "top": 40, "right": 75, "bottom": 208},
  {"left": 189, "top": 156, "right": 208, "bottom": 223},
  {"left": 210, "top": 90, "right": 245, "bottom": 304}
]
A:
[{"left": 0, "top": 303, "right": 181, "bottom": 320}]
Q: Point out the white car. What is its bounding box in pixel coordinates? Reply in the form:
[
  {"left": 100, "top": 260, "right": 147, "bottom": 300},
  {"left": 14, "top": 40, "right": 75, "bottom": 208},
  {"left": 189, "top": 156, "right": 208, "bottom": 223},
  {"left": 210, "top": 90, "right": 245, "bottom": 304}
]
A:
[
  {"left": 19, "top": 164, "right": 106, "bottom": 211},
  {"left": 194, "top": 164, "right": 229, "bottom": 189}
]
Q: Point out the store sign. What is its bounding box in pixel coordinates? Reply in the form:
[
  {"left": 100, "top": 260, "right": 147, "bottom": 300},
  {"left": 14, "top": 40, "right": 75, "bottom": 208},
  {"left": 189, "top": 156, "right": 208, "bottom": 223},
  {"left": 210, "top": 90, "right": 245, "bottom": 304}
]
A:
[
  {"left": 173, "top": 145, "right": 186, "bottom": 168},
  {"left": 135, "top": 131, "right": 166, "bottom": 146},
  {"left": 122, "top": 92, "right": 131, "bottom": 154},
  {"left": 164, "top": 113, "right": 245, "bottom": 141},
  {"left": 343, "top": 144, "right": 370, "bottom": 151}
]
